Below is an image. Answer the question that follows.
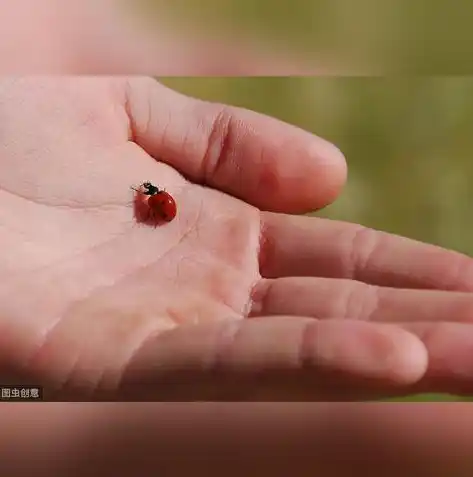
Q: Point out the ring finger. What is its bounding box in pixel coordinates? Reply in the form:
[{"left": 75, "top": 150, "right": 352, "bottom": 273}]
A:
[{"left": 250, "top": 276, "right": 473, "bottom": 323}]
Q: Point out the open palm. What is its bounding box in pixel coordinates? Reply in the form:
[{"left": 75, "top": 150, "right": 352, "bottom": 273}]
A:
[{"left": 2, "top": 77, "right": 473, "bottom": 401}]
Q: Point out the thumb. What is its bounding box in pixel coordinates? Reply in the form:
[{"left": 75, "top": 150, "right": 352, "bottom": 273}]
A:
[
  {"left": 115, "top": 317, "right": 428, "bottom": 401},
  {"left": 124, "top": 78, "right": 347, "bottom": 214}
]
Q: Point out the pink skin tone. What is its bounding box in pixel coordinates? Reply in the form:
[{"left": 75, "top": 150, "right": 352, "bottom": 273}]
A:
[
  {"left": 2, "top": 76, "right": 473, "bottom": 474},
  {"left": 2, "top": 77, "right": 473, "bottom": 400}
]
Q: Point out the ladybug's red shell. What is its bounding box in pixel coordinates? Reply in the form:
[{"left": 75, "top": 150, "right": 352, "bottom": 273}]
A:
[{"left": 147, "top": 191, "right": 177, "bottom": 222}]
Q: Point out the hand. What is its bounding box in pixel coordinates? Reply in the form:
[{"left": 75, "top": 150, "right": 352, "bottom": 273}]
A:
[{"left": 1, "top": 76, "right": 473, "bottom": 401}]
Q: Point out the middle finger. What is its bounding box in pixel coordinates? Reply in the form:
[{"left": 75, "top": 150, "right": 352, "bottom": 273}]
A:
[{"left": 260, "top": 212, "right": 473, "bottom": 292}]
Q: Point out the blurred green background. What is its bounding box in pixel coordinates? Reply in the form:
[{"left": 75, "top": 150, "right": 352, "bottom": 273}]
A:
[
  {"left": 145, "top": 0, "right": 473, "bottom": 73},
  {"left": 160, "top": 77, "right": 473, "bottom": 402}
]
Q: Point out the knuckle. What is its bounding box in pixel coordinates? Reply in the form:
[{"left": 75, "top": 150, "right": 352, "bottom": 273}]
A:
[
  {"left": 442, "top": 252, "right": 473, "bottom": 291},
  {"left": 339, "top": 279, "right": 380, "bottom": 321},
  {"left": 201, "top": 104, "right": 234, "bottom": 183},
  {"left": 343, "top": 224, "right": 380, "bottom": 280}
]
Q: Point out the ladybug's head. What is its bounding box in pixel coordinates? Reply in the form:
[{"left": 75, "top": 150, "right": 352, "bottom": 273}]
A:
[{"left": 141, "top": 182, "right": 160, "bottom": 195}]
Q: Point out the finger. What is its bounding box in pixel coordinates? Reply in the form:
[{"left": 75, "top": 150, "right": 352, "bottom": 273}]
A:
[
  {"left": 398, "top": 322, "right": 473, "bottom": 397},
  {"left": 250, "top": 276, "right": 473, "bottom": 324},
  {"left": 125, "top": 78, "right": 347, "bottom": 213},
  {"left": 260, "top": 212, "right": 473, "bottom": 291},
  {"left": 115, "top": 317, "right": 427, "bottom": 401}
]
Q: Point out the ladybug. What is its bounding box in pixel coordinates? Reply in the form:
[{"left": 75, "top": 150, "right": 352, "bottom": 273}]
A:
[{"left": 132, "top": 181, "right": 177, "bottom": 223}]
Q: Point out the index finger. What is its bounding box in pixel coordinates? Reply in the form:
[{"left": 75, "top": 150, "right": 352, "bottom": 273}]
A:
[
  {"left": 124, "top": 78, "right": 347, "bottom": 213},
  {"left": 260, "top": 212, "right": 473, "bottom": 291}
]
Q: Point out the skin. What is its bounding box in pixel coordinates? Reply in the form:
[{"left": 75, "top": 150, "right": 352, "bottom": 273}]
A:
[
  {"left": 2, "top": 77, "right": 473, "bottom": 401},
  {"left": 2, "top": 76, "right": 473, "bottom": 474}
]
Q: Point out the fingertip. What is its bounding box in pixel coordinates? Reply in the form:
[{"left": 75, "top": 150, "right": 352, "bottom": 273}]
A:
[
  {"left": 305, "top": 138, "right": 347, "bottom": 210},
  {"left": 315, "top": 321, "right": 428, "bottom": 385},
  {"left": 383, "top": 326, "right": 429, "bottom": 385},
  {"left": 248, "top": 133, "right": 348, "bottom": 214}
]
